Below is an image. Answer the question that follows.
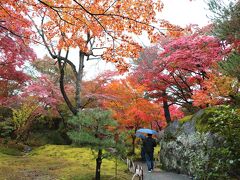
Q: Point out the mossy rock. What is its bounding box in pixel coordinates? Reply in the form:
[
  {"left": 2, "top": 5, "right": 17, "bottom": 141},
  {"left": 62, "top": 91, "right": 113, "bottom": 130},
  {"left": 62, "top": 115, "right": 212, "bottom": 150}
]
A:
[
  {"left": 190, "top": 106, "right": 240, "bottom": 178},
  {"left": 195, "top": 107, "right": 217, "bottom": 132},
  {"left": 160, "top": 106, "right": 240, "bottom": 179},
  {"left": 195, "top": 106, "right": 240, "bottom": 134},
  {"left": 179, "top": 115, "right": 193, "bottom": 125}
]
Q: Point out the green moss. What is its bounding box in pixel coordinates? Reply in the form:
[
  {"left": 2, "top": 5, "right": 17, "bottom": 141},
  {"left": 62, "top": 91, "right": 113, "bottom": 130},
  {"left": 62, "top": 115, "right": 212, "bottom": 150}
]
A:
[
  {"left": 0, "top": 145, "right": 131, "bottom": 179},
  {"left": 0, "top": 146, "right": 22, "bottom": 156},
  {"left": 195, "top": 106, "right": 240, "bottom": 133},
  {"left": 179, "top": 115, "right": 193, "bottom": 125},
  {"left": 195, "top": 107, "right": 217, "bottom": 132}
]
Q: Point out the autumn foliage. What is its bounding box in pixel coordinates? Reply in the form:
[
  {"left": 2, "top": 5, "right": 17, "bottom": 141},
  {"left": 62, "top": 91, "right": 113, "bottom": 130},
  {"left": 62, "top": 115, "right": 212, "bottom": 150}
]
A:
[
  {"left": 136, "top": 34, "right": 226, "bottom": 115},
  {"left": 21, "top": 0, "right": 167, "bottom": 72},
  {"left": 0, "top": 0, "right": 239, "bottom": 162},
  {"left": 192, "top": 73, "right": 239, "bottom": 107},
  {"left": 0, "top": 2, "right": 36, "bottom": 105}
]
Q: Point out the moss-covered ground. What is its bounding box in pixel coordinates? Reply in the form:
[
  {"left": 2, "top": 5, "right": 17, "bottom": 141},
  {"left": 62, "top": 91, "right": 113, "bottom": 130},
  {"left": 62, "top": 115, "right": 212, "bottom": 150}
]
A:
[{"left": 0, "top": 144, "right": 131, "bottom": 180}]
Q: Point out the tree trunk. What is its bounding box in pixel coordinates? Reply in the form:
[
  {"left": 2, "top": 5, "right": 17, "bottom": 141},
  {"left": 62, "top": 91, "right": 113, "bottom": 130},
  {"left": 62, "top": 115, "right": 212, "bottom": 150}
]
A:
[
  {"left": 57, "top": 108, "right": 67, "bottom": 128},
  {"left": 58, "top": 58, "right": 78, "bottom": 115},
  {"left": 75, "top": 51, "right": 84, "bottom": 110},
  {"left": 95, "top": 149, "right": 102, "bottom": 180},
  {"left": 131, "top": 135, "right": 136, "bottom": 155},
  {"left": 162, "top": 91, "right": 171, "bottom": 124}
]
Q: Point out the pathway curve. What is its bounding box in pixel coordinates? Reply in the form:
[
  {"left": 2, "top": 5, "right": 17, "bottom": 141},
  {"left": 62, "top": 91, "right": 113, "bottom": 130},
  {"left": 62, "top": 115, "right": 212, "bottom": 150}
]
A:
[{"left": 134, "top": 161, "right": 192, "bottom": 180}]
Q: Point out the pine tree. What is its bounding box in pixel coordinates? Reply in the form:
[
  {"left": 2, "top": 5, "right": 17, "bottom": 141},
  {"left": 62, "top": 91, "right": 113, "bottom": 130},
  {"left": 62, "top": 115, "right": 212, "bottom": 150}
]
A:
[{"left": 68, "top": 108, "right": 117, "bottom": 180}]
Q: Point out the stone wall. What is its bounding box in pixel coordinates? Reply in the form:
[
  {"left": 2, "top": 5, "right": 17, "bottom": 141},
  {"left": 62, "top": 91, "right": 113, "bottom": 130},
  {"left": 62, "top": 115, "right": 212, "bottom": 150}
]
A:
[{"left": 159, "top": 110, "right": 223, "bottom": 178}]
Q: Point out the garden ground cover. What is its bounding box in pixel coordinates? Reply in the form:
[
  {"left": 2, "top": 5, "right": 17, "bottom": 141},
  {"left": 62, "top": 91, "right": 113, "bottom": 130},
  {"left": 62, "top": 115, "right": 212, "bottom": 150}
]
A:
[{"left": 0, "top": 144, "right": 131, "bottom": 180}]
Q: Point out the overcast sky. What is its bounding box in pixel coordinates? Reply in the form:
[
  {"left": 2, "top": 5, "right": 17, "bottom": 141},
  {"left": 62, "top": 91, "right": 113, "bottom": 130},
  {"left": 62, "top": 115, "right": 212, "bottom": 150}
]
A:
[
  {"left": 161, "top": 0, "right": 210, "bottom": 27},
  {"left": 84, "top": 0, "right": 211, "bottom": 79},
  {"left": 33, "top": 0, "right": 211, "bottom": 80}
]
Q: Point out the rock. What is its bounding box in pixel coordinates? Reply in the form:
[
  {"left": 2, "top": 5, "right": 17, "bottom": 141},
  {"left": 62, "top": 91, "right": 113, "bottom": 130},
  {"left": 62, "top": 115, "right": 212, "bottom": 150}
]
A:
[
  {"left": 24, "top": 145, "right": 32, "bottom": 153},
  {"left": 156, "top": 129, "right": 165, "bottom": 140},
  {"left": 181, "top": 121, "right": 195, "bottom": 135},
  {"left": 159, "top": 109, "right": 224, "bottom": 178}
]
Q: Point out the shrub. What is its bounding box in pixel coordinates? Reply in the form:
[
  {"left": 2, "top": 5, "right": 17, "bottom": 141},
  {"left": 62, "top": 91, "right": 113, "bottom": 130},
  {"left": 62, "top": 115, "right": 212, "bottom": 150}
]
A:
[
  {"left": 196, "top": 105, "right": 240, "bottom": 179},
  {"left": 0, "top": 120, "right": 14, "bottom": 139}
]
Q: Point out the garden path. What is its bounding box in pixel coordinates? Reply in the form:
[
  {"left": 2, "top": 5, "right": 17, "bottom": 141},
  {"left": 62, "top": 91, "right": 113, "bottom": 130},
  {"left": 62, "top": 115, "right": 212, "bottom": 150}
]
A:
[{"left": 134, "top": 161, "right": 192, "bottom": 180}]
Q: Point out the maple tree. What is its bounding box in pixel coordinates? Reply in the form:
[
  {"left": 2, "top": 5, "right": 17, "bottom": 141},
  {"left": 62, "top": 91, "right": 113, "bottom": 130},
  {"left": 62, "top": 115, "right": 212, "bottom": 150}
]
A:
[
  {"left": 192, "top": 73, "right": 240, "bottom": 107},
  {"left": 27, "top": 56, "right": 79, "bottom": 126},
  {"left": 23, "top": 76, "right": 64, "bottom": 116},
  {"left": 0, "top": 35, "right": 36, "bottom": 104},
  {"left": 80, "top": 71, "right": 120, "bottom": 109},
  {"left": 16, "top": 0, "right": 171, "bottom": 115},
  {"left": 100, "top": 73, "right": 184, "bottom": 153},
  {"left": 1, "top": 0, "right": 186, "bottom": 116},
  {"left": 0, "top": 0, "right": 33, "bottom": 40},
  {"left": 26, "top": 59, "right": 116, "bottom": 125},
  {"left": 135, "top": 45, "right": 173, "bottom": 122},
  {"left": 0, "top": 0, "right": 36, "bottom": 106},
  {"left": 135, "top": 34, "right": 225, "bottom": 119},
  {"left": 99, "top": 75, "right": 165, "bottom": 154}
]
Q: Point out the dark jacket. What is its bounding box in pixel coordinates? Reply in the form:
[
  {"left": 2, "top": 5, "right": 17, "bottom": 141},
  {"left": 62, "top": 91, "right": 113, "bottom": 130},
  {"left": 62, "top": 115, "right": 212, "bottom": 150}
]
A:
[{"left": 143, "top": 137, "right": 156, "bottom": 154}]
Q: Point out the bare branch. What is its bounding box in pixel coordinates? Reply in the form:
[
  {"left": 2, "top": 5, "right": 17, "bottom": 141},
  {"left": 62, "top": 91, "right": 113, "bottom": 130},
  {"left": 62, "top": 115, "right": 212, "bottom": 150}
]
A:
[
  {"left": 38, "top": 0, "right": 74, "bottom": 25},
  {"left": 103, "top": 0, "right": 118, "bottom": 14}
]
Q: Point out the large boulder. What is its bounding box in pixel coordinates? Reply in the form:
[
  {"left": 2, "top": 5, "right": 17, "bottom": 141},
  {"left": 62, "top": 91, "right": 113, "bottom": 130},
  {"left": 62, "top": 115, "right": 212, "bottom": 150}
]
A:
[{"left": 160, "top": 106, "right": 240, "bottom": 179}]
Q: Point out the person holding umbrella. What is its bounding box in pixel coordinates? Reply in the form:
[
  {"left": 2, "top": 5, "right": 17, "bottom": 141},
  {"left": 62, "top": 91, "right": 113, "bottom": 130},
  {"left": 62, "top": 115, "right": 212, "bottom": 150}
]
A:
[
  {"left": 137, "top": 128, "right": 157, "bottom": 172},
  {"left": 135, "top": 133, "right": 146, "bottom": 161},
  {"left": 143, "top": 134, "right": 157, "bottom": 172}
]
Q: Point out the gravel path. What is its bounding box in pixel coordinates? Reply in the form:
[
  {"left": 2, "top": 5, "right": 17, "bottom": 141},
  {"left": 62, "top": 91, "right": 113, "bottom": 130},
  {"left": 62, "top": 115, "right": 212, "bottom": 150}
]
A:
[{"left": 134, "top": 161, "right": 192, "bottom": 180}]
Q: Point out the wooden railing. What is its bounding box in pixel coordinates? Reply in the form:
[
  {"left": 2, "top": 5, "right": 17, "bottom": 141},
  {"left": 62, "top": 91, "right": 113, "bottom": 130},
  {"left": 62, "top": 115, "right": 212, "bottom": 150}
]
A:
[{"left": 126, "top": 158, "right": 144, "bottom": 180}]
